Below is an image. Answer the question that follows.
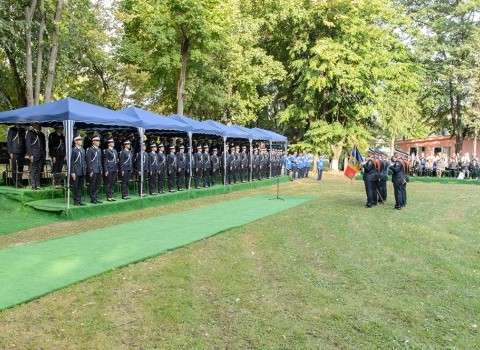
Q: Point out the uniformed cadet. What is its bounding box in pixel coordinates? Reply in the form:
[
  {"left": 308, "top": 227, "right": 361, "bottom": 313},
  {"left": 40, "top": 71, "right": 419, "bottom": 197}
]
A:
[
  {"left": 176, "top": 145, "right": 186, "bottom": 191},
  {"left": 135, "top": 142, "right": 149, "bottom": 197},
  {"left": 234, "top": 145, "right": 242, "bottom": 183},
  {"left": 86, "top": 135, "right": 103, "bottom": 203},
  {"left": 185, "top": 146, "right": 192, "bottom": 189},
  {"left": 390, "top": 150, "right": 407, "bottom": 210},
  {"left": 289, "top": 152, "right": 298, "bottom": 180},
  {"left": 239, "top": 145, "right": 248, "bottom": 182},
  {"left": 203, "top": 145, "right": 211, "bottom": 187},
  {"left": 103, "top": 138, "right": 119, "bottom": 201},
  {"left": 119, "top": 139, "right": 133, "bottom": 200},
  {"left": 362, "top": 149, "right": 377, "bottom": 208},
  {"left": 148, "top": 143, "right": 159, "bottom": 195},
  {"left": 194, "top": 145, "right": 204, "bottom": 189},
  {"left": 316, "top": 154, "right": 324, "bottom": 180},
  {"left": 71, "top": 135, "right": 86, "bottom": 206},
  {"left": 224, "top": 146, "right": 233, "bottom": 184},
  {"left": 167, "top": 145, "right": 177, "bottom": 192},
  {"left": 157, "top": 144, "right": 167, "bottom": 194},
  {"left": 211, "top": 148, "right": 220, "bottom": 186},
  {"left": 26, "top": 122, "right": 46, "bottom": 190},
  {"left": 49, "top": 124, "right": 66, "bottom": 187},
  {"left": 251, "top": 148, "right": 259, "bottom": 181},
  {"left": 7, "top": 124, "right": 26, "bottom": 188},
  {"left": 377, "top": 151, "right": 389, "bottom": 203}
]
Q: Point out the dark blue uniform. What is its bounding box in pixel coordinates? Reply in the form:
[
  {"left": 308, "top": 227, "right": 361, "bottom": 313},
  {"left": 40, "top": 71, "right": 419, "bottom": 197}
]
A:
[
  {"left": 86, "top": 146, "right": 103, "bottom": 202},
  {"left": 25, "top": 129, "right": 46, "bottom": 189},
  {"left": 7, "top": 126, "right": 26, "bottom": 187},
  {"left": 167, "top": 151, "right": 177, "bottom": 191},
  {"left": 119, "top": 148, "right": 133, "bottom": 198},
  {"left": 203, "top": 151, "right": 211, "bottom": 187},
  {"left": 362, "top": 157, "right": 377, "bottom": 207},
  {"left": 71, "top": 146, "right": 86, "bottom": 204},
  {"left": 390, "top": 159, "right": 407, "bottom": 209},
  {"left": 103, "top": 147, "right": 118, "bottom": 199},
  {"left": 149, "top": 151, "right": 159, "bottom": 194},
  {"left": 176, "top": 150, "right": 186, "bottom": 190},
  {"left": 194, "top": 150, "right": 203, "bottom": 188}
]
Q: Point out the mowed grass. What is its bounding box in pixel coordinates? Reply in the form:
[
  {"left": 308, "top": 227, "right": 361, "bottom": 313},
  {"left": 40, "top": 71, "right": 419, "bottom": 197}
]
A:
[{"left": 0, "top": 174, "right": 479, "bottom": 349}]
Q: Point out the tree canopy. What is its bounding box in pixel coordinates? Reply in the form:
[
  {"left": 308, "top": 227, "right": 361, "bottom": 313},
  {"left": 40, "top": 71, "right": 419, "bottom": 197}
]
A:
[{"left": 1, "top": 0, "right": 478, "bottom": 156}]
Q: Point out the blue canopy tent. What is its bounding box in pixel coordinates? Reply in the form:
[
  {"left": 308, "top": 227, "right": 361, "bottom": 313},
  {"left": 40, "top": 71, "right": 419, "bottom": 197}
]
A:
[
  {"left": 118, "top": 107, "right": 194, "bottom": 195},
  {"left": 252, "top": 127, "right": 287, "bottom": 142},
  {"left": 0, "top": 98, "right": 142, "bottom": 208},
  {"left": 170, "top": 115, "right": 233, "bottom": 187}
]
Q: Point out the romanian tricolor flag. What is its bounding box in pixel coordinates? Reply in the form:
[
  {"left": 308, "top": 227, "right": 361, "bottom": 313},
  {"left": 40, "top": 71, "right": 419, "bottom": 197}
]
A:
[{"left": 344, "top": 145, "right": 363, "bottom": 179}]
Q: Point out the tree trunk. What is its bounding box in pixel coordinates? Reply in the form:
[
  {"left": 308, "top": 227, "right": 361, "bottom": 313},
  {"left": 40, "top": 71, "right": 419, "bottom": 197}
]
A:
[
  {"left": 177, "top": 36, "right": 189, "bottom": 115},
  {"left": 390, "top": 135, "right": 395, "bottom": 156},
  {"left": 5, "top": 49, "right": 27, "bottom": 107},
  {"left": 473, "top": 126, "right": 478, "bottom": 159},
  {"left": 330, "top": 140, "right": 344, "bottom": 172},
  {"left": 44, "top": 0, "right": 63, "bottom": 103},
  {"left": 34, "top": 0, "right": 45, "bottom": 105},
  {"left": 25, "top": 0, "right": 38, "bottom": 106}
]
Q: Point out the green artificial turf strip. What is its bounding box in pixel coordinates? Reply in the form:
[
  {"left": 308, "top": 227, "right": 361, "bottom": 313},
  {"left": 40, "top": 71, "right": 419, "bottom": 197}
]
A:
[
  {"left": 0, "top": 212, "right": 60, "bottom": 235},
  {"left": 0, "top": 195, "right": 312, "bottom": 310}
]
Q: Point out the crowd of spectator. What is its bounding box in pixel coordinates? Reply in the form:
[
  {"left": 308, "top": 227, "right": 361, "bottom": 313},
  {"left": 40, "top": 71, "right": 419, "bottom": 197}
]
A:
[{"left": 409, "top": 152, "right": 479, "bottom": 179}]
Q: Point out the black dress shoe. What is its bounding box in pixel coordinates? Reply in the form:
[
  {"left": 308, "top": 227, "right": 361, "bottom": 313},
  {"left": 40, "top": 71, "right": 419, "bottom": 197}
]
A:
[
  {"left": 365, "top": 204, "right": 372, "bottom": 208},
  {"left": 79, "top": 202, "right": 87, "bottom": 206},
  {"left": 122, "top": 196, "right": 130, "bottom": 200},
  {"left": 74, "top": 202, "right": 81, "bottom": 206},
  {"left": 95, "top": 200, "right": 103, "bottom": 204},
  {"left": 107, "top": 198, "right": 113, "bottom": 202},
  {"left": 91, "top": 200, "right": 98, "bottom": 204},
  {"left": 394, "top": 207, "right": 402, "bottom": 210}
]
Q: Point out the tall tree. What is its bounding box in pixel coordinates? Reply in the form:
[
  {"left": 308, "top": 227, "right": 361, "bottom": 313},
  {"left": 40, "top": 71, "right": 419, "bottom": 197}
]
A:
[{"left": 400, "top": 0, "right": 480, "bottom": 154}]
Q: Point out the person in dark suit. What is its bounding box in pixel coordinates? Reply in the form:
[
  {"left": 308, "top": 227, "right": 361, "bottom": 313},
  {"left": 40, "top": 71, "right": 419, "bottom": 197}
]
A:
[
  {"left": 362, "top": 149, "right": 378, "bottom": 208},
  {"left": 176, "top": 145, "right": 186, "bottom": 191},
  {"left": 103, "top": 138, "right": 119, "bottom": 201},
  {"left": 86, "top": 135, "right": 103, "bottom": 204},
  {"left": 148, "top": 143, "right": 159, "bottom": 195},
  {"left": 119, "top": 139, "right": 133, "bottom": 200},
  {"left": 202, "top": 145, "right": 211, "bottom": 187},
  {"left": 185, "top": 146, "right": 192, "bottom": 189},
  {"left": 71, "top": 135, "right": 86, "bottom": 205},
  {"left": 135, "top": 142, "right": 149, "bottom": 197},
  {"left": 390, "top": 150, "right": 407, "bottom": 210},
  {"left": 157, "top": 144, "right": 166, "bottom": 194},
  {"left": 7, "top": 124, "right": 26, "bottom": 188},
  {"left": 211, "top": 148, "right": 220, "bottom": 186},
  {"left": 239, "top": 145, "right": 248, "bottom": 182},
  {"left": 167, "top": 145, "right": 177, "bottom": 192},
  {"left": 26, "top": 122, "right": 46, "bottom": 190},
  {"left": 194, "top": 145, "right": 204, "bottom": 189},
  {"left": 49, "top": 124, "right": 66, "bottom": 187}
]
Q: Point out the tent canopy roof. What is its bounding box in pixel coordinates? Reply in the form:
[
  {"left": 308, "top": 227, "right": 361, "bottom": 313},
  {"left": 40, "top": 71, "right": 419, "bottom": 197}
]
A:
[
  {"left": 119, "top": 106, "right": 191, "bottom": 132},
  {"left": 252, "top": 127, "right": 287, "bottom": 142},
  {"left": 169, "top": 114, "right": 222, "bottom": 136},
  {"left": 0, "top": 97, "right": 139, "bottom": 129}
]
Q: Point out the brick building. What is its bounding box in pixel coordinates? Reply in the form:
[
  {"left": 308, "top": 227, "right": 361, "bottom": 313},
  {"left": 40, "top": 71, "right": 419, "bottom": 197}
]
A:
[{"left": 395, "top": 135, "right": 480, "bottom": 158}]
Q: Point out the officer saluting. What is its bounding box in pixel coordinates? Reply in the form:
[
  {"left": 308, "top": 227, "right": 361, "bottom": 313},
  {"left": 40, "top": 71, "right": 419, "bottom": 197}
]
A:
[
  {"left": 119, "top": 139, "right": 133, "bottom": 200},
  {"left": 7, "top": 124, "right": 26, "bottom": 188},
  {"left": 71, "top": 135, "right": 86, "bottom": 205},
  {"left": 167, "top": 145, "right": 177, "bottom": 192},
  {"left": 26, "top": 122, "right": 46, "bottom": 190},
  {"left": 86, "top": 135, "right": 103, "bottom": 204},
  {"left": 48, "top": 124, "right": 66, "bottom": 187}
]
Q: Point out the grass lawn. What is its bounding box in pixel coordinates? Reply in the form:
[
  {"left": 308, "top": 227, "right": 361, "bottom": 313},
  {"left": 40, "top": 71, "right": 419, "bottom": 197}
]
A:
[{"left": 0, "top": 174, "right": 479, "bottom": 349}]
